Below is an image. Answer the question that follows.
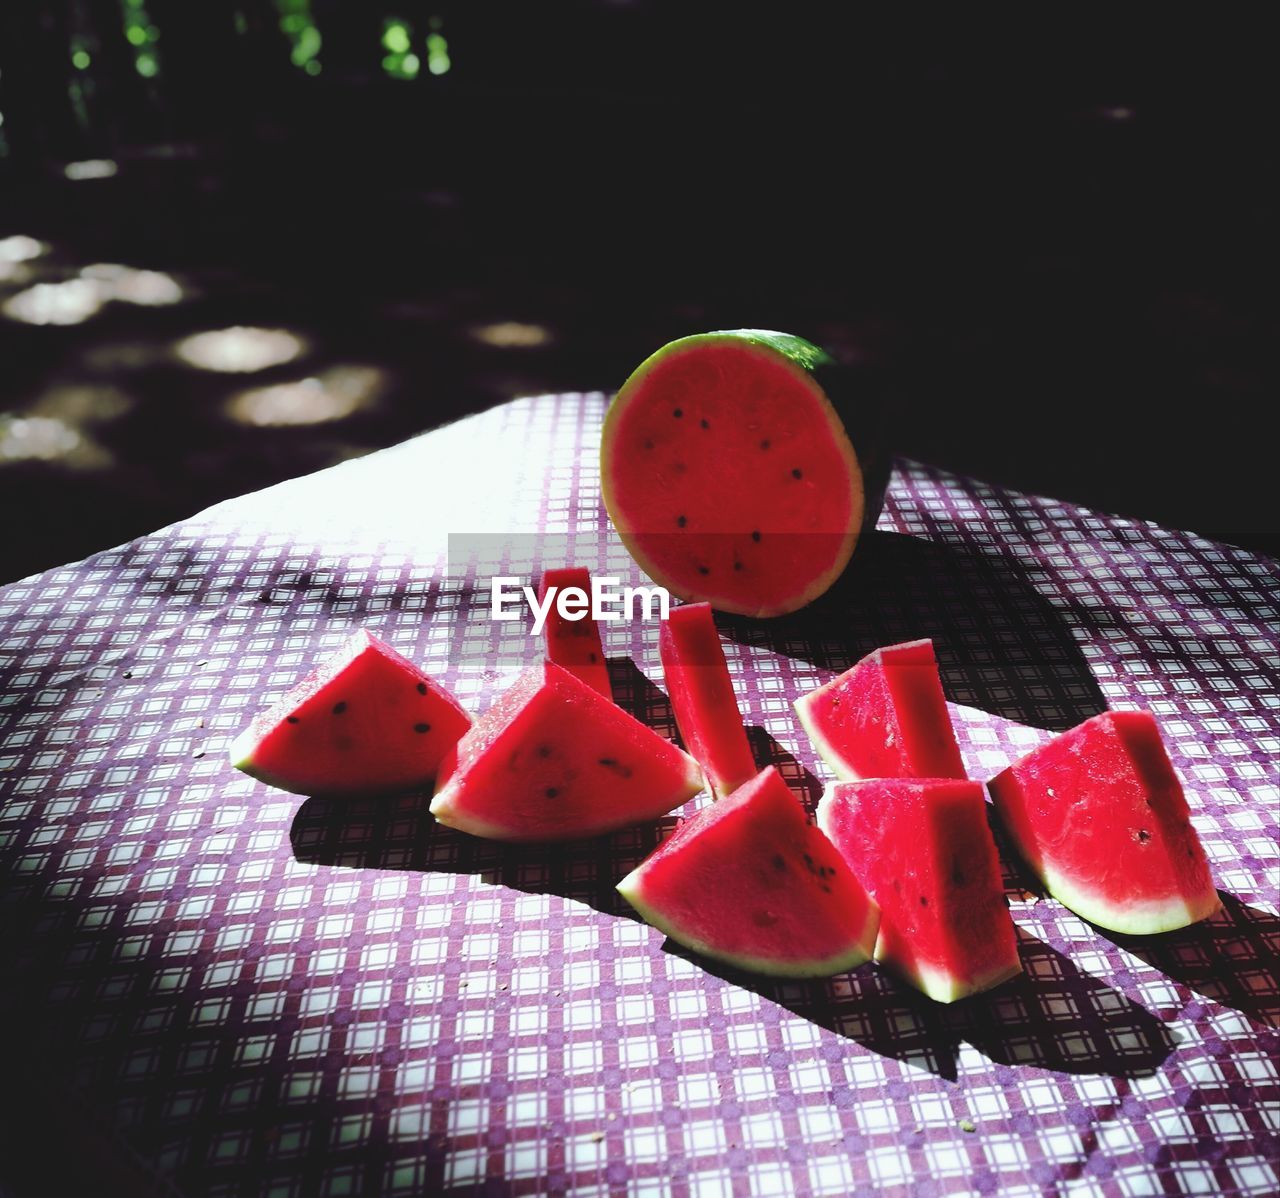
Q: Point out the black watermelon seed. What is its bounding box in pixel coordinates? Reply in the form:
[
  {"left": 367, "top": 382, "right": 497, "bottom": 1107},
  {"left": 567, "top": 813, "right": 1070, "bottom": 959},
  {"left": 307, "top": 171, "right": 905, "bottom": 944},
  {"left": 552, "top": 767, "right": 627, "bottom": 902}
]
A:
[
  {"left": 414, "top": 723, "right": 431, "bottom": 734},
  {"left": 545, "top": 787, "right": 559, "bottom": 799},
  {"left": 772, "top": 854, "right": 786, "bottom": 870},
  {"left": 821, "top": 884, "right": 831, "bottom": 894},
  {"left": 760, "top": 439, "right": 770, "bottom": 450},
  {"left": 733, "top": 561, "right": 743, "bottom": 571},
  {"left": 537, "top": 744, "right": 552, "bottom": 758},
  {"left": 332, "top": 702, "right": 347, "bottom": 715},
  {"left": 673, "top": 408, "right": 683, "bottom": 418},
  {"left": 588, "top": 653, "right": 597, "bottom": 663},
  {"left": 286, "top": 716, "right": 299, "bottom": 724},
  {"left": 700, "top": 418, "right": 709, "bottom": 429},
  {"left": 676, "top": 515, "right": 687, "bottom": 528},
  {"left": 643, "top": 439, "right": 654, "bottom": 450},
  {"left": 417, "top": 682, "right": 427, "bottom": 695},
  {"left": 920, "top": 895, "right": 929, "bottom": 907},
  {"left": 1137, "top": 829, "right": 1151, "bottom": 842},
  {"left": 697, "top": 566, "right": 710, "bottom": 576},
  {"left": 751, "top": 530, "right": 761, "bottom": 543},
  {"left": 791, "top": 468, "right": 802, "bottom": 479},
  {"left": 951, "top": 863, "right": 966, "bottom": 886}
]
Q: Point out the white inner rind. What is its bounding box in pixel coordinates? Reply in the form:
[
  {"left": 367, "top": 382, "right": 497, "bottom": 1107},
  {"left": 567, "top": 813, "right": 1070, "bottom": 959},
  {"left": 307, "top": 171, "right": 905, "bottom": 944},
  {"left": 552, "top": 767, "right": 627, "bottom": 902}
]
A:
[
  {"left": 616, "top": 868, "right": 878, "bottom": 980},
  {"left": 794, "top": 691, "right": 860, "bottom": 781},
  {"left": 1039, "top": 861, "right": 1221, "bottom": 936}
]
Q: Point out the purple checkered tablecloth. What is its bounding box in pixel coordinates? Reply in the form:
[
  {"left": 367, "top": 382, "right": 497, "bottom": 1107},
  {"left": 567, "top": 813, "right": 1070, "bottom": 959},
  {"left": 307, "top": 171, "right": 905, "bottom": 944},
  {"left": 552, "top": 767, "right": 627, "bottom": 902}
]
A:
[{"left": 1, "top": 392, "right": 1276, "bottom": 1197}]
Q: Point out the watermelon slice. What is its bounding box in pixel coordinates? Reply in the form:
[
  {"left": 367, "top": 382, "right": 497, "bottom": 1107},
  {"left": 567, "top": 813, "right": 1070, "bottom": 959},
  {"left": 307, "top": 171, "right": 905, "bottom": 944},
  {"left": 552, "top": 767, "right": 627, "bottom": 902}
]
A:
[
  {"left": 817, "top": 778, "right": 1022, "bottom": 1002},
  {"left": 538, "top": 566, "right": 612, "bottom": 699},
  {"left": 230, "top": 629, "right": 471, "bottom": 797},
  {"left": 430, "top": 661, "right": 702, "bottom": 842},
  {"left": 659, "top": 602, "right": 756, "bottom": 798},
  {"left": 601, "top": 330, "right": 888, "bottom": 617},
  {"left": 617, "top": 767, "right": 880, "bottom": 977},
  {"left": 988, "top": 711, "right": 1219, "bottom": 935},
  {"left": 795, "top": 638, "right": 966, "bottom": 781}
]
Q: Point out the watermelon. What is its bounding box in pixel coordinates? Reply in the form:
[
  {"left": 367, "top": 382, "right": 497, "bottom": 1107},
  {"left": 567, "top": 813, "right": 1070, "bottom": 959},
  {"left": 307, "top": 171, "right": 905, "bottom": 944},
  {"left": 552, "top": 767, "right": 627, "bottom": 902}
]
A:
[
  {"left": 430, "top": 660, "right": 702, "bottom": 842},
  {"left": 600, "top": 330, "right": 888, "bottom": 617},
  {"left": 538, "top": 566, "right": 612, "bottom": 698},
  {"left": 988, "top": 710, "right": 1219, "bottom": 935},
  {"left": 659, "top": 602, "right": 756, "bottom": 799},
  {"left": 617, "top": 767, "right": 880, "bottom": 977},
  {"left": 795, "top": 638, "right": 965, "bottom": 781},
  {"left": 230, "top": 629, "right": 471, "bottom": 797},
  {"left": 817, "top": 778, "right": 1022, "bottom": 1002}
]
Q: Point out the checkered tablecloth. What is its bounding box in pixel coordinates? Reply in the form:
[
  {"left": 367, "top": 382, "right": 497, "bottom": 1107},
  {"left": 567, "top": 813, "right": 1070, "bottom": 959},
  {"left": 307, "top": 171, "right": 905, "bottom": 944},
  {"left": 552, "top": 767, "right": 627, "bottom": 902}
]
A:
[{"left": 1, "top": 392, "right": 1276, "bottom": 1197}]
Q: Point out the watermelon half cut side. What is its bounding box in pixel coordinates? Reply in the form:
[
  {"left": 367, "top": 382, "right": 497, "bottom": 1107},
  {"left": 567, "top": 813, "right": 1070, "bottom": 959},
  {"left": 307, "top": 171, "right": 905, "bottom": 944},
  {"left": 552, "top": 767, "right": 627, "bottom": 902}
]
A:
[
  {"left": 659, "top": 602, "right": 757, "bottom": 799},
  {"left": 430, "top": 661, "right": 703, "bottom": 842},
  {"left": 617, "top": 766, "right": 879, "bottom": 977},
  {"left": 795, "top": 638, "right": 966, "bottom": 781},
  {"left": 988, "top": 710, "right": 1219, "bottom": 935},
  {"left": 818, "top": 778, "right": 1021, "bottom": 1003},
  {"left": 601, "top": 330, "right": 887, "bottom": 618},
  {"left": 539, "top": 566, "right": 612, "bottom": 699},
  {"left": 230, "top": 629, "right": 472, "bottom": 797}
]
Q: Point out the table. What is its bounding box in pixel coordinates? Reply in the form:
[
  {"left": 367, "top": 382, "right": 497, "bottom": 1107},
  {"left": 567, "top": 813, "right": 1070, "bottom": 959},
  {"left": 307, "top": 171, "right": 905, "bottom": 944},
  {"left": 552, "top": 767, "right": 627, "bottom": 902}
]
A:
[{"left": 1, "top": 392, "right": 1276, "bottom": 1196}]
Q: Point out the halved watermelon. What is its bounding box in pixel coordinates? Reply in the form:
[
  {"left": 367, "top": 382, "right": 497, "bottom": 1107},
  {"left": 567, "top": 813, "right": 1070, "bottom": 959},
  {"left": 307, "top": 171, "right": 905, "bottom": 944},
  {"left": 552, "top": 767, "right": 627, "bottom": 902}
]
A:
[
  {"left": 795, "top": 638, "right": 965, "bottom": 781},
  {"left": 539, "top": 566, "right": 612, "bottom": 698},
  {"left": 230, "top": 629, "right": 471, "bottom": 797},
  {"left": 659, "top": 602, "right": 756, "bottom": 799},
  {"left": 988, "top": 710, "right": 1219, "bottom": 935},
  {"left": 601, "top": 330, "right": 888, "bottom": 617},
  {"left": 430, "top": 661, "right": 702, "bottom": 842},
  {"left": 617, "top": 767, "right": 879, "bottom": 977},
  {"left": 818, "top": 778, "right": 1021, "bottom": 1002}
]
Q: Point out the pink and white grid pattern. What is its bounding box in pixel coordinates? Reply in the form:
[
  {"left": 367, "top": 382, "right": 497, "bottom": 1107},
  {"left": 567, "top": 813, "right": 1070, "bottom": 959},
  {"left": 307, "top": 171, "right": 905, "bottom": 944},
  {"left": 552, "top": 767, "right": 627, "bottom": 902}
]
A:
[{"left": 1, "top": 392, "right": 1276, "bottom": 1196}]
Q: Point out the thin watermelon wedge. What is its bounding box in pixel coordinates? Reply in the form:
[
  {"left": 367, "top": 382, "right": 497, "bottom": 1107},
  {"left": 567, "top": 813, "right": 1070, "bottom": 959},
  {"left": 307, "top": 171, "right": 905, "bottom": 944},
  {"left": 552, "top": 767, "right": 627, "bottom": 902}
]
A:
[
  {"left": 230, "top": 629, "right": 471, "bottom": 797},
  {"left": 988, "top": 710, "right": 1219, "bottom": 935},
  {"left": 601, "top": 330, "right": 888, "bottom": 617},
  {"left": 659, "top": 602, "right": 756, "bottom": 799},
  {"left": 795, "top": 638, "right": 966, "bottom": 781},
  {"left": 617, "top": 767, "right": 879, "bottom": 977},
  {"left": 430, "top": 661, "right": 702, "bottom": 842},
  {"left": 818, "top": 778, "right": 1022, "bottom": 1003},
  {"left": 539, "top": 566, "right": 612, "bottom": 699}
]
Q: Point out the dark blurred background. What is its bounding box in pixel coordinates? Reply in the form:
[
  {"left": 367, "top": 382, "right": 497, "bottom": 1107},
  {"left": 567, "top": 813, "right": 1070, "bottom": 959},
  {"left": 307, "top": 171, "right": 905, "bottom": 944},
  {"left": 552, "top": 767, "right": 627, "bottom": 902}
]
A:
[{"left": 1, "top": 4, "right": 1275, "bottom": 584}]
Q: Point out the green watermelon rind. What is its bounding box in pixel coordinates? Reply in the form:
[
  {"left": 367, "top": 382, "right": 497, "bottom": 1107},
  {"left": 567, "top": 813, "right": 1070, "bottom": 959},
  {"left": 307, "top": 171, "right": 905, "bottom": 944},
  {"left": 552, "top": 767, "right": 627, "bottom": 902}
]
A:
[
  {"left": 601, "top": 330, "right": 871, "bottom": 619},
  {"left": 1031, "top": 857, "right": 1221, "bottom": 936},
  {"left": 616, "top": 868, "right": 879, "bottom": 980}
]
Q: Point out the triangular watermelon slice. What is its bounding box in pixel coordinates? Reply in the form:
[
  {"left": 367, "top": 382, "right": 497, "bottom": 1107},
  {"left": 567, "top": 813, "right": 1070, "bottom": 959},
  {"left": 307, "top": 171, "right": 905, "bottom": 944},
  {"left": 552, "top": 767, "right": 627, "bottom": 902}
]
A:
[
  {"left": 430, "top": 661, "right": 702, "bottom": 842},
  {"left": 230, "top": 629, "right": 471, "bottom": 797},
  {"left": 539, "top": 566, "right": 612, "bottom": 699},
  {"left": 617, "top": 767, "right": 879, "bottom": 977},
  {"left": 988, "top": 711, "right": 1219, "bottom": 935},
  {"left": 818, "top": 778, "right": 1021, "bottom": 1002},
  {"left": 659, "top": 602, "right": 757, "bottom": 799},
  {"left": 795, "top": 638, "right": 966, "bottom": 781}
]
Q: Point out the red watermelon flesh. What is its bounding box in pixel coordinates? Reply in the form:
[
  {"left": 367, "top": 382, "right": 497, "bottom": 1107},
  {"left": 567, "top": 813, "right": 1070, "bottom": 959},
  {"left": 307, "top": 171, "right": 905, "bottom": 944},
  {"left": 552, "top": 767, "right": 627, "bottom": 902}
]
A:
[
  {"left": 659, "top": 602, "right": 757, "bottom": 799},
  {"left": 618, "top": 767, "right": 879, "bottom": 977},
  {"left": 818, "top": 778, "right": 1021, "bottom": 1002},
  {"left": 539, "top": 566, "right": 612, "bottom": 698},
  {"left": 430, "top": 661, "right": 703, "bottom": 842},
  {"left": 230, "top": 629, "right": 471, "bottom": 797},
  {"left": 795, "top": 638, "right": 966, "bottom": 781},
  {"left": 601, "top": 331, "right": 873, "bottom": 617},
  {"left": 988, "top": 711, "right": 1219, "bottom": 935}
]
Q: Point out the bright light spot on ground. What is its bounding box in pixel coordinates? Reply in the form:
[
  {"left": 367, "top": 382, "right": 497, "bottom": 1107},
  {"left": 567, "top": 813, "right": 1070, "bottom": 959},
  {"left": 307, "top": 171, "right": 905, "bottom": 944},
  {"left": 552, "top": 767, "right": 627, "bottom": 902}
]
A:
[
  {"left": 72, "top": 50, "right": 92, "bottom": 70},
  {"left": 3, "top": 280, "right": 103, "bottom": 325},
  {"left": 136, "top": 52, "right": 159, "bottom": 78},
  {"left": 0, "top": 235, "right": 48, "bottom": 263},
  {"left": 0, "top": 261, "right": 31, "bottom": 284},
  {"left": 175, "top": 326, "right": 306, "bottom": 372},
  {"left": 0, "top": 416, "right": 81, "bottom": 460},
  {"left": 82, "top": 263, "right": 182, "bottom": 305},
  {"left": 401, "top": 53, "right": 420, "bottom": 77},
  {"left": 426, "top": 32, "right": 450, "bottom": 75},
  {"left": 65, "top": 159, "right": 119, "bottom": 181},
  {"left": 383, "top": 22, "right": 411, "bottom": 53},
  {"left": 225, "top": 366, "right": 386, "bottom": 426},
  {"left": 31, "top": 382, "right": 135, "bottom": 425},
  {"left": 470, "top": 321, "right": 552, "bottom": 348}
]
